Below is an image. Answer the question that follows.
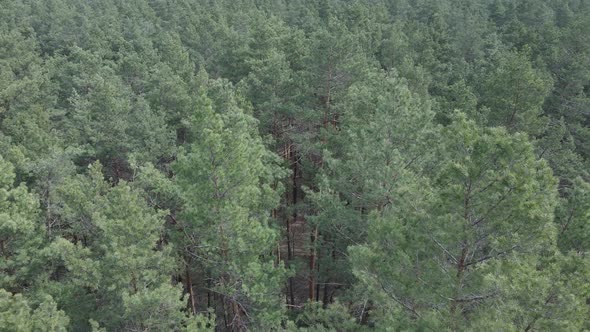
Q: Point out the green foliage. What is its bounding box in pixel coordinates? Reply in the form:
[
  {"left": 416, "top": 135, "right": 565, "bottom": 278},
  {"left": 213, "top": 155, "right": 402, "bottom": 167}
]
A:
[
  {"left": 0, "top": 290, "right": 69, "bottom": 332},
  {"left": 0, "top": 156, "right": 43, "bottom": 292},
  {"left": 173, "top": 82, "right": 287, "bottom": 329},
  {"left": 556, "top": 178, "right": 590, "bottom": 253},
  {"left": 308, "top": 71, "right": 435, "bottom": 292},
  {"left": 479, "top": 49, "right": 553, "bottom": 135},
  {"left": 349, "top": 113, "right": 561, "bottom": 330},
  {"left": 1, "top": 0, "right": 589, "bottom": 330},
  {"left": 288, "top": 301, "right": 362, "bottom": 332},
  {"left": 35, "top": 162, "right": 193, "bottom": 330}
]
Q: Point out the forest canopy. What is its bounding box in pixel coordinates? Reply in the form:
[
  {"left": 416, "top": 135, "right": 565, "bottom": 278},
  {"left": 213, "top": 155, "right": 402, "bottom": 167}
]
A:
[{"left": 1, "top": 0, "right": 590, "bottom": 331}]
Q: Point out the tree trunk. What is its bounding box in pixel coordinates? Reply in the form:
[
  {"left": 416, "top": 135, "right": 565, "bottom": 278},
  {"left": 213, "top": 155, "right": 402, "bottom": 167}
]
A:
[
  {"left": 309, "top": 226, "right": 318, "bottom": 301},
  {"left": 186, "top": 268, "right": 196, "bottom": 315}
]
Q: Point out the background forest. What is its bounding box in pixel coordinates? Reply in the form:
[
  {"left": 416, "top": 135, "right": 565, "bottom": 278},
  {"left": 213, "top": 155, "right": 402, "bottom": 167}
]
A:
[{"left": 1, "top": 0, "right": 590, "bottom": 331}]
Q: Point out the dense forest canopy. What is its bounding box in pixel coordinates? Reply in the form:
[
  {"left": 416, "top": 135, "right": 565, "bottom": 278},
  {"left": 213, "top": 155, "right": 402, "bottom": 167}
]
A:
[{"left": 1, "top": 0, "right": 590, "bottom": 330}]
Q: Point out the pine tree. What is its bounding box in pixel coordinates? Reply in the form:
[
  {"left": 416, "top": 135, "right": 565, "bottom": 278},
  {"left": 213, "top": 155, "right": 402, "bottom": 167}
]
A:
[
  {"left": 0, "top": 290, "right": 69, "bottom": 332},
  {"left": 349, "top": 113, "right": 562, "bottom": 330},
  {"left": 479, "top": 49, "right": 552, "bottom": 136},
  {"left": 0, "top": 156, "right": 44, "bottom": 292},
  {"left": 308, "top": 71, "right": 435, "bottom": 308},
  {"left": 173, "top": 80, "right": 287, "bottom": 330},
  {"left": 41, "top": 162, "right": 198, "bottom": 330}
]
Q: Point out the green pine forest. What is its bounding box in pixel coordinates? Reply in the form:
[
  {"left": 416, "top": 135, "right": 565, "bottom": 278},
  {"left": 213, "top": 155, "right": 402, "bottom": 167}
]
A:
[{"left": 1, "top": 0, "right": 590, "bottom": 330}]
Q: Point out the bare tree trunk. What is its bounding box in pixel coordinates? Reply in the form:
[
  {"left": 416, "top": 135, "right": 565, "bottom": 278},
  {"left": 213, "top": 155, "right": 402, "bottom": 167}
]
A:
[
  {"left": 309, "top": 226, "right": 318, "bottom": 301},
  {"left": 186, "top": 268, "right": 196, "bottom": 315},
  {"left": 285, "top": 141, "right": 296, "bottom": 306}
]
